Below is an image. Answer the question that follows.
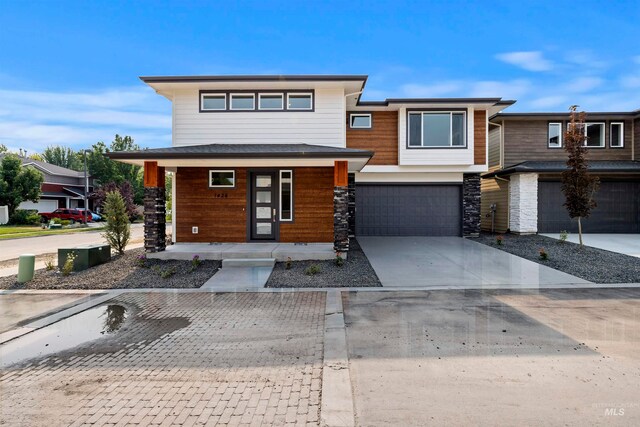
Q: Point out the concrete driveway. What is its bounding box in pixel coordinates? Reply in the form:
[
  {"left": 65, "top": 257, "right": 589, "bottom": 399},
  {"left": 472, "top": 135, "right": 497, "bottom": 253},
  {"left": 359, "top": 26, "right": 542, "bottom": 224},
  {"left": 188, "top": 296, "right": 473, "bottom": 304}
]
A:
[
  {"left": 358, "top": 236, "right": 589, "bottom": 288},
  {"left": 542, "top": 233, "right": 640, "bottom": 258}
]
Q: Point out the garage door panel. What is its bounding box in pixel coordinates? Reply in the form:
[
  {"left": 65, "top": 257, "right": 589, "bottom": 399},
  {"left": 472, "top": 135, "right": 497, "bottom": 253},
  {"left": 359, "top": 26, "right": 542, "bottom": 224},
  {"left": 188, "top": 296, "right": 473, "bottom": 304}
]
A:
[
  {"left": 538, "top": 181, "right": 640, "bottom": 233},
  {"left": 356, "top": 184, "right": 461, "bottom": 236}
]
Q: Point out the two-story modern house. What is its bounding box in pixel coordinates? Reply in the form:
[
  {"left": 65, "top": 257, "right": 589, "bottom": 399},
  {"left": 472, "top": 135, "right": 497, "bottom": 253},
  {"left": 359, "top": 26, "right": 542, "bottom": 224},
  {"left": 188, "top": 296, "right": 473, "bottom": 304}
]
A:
[
  {"left": 482, "top": 110, "right": 640, "bottom": 234},
  {"left": 107, "top": 75, "right": 513, "bottom": 254}
]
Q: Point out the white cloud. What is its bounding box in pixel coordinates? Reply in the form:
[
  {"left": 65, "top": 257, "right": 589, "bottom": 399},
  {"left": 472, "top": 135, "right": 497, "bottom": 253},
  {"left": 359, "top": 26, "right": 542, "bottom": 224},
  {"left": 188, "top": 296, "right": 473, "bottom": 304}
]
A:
[
  {"left": 0, "top": 86, "right": 171, "bottom": 151},
  {"left": 495, "top": 51, "right": 553, "bottom": 72},
  {"left": 565, "top": 77, "right": 603, "bottom": 93},
  {"left": 529, "top": 96, "right": 568, "bottom": 109},
  {"left": 468, "top": 79, "right": 531, "bottom": 99}
]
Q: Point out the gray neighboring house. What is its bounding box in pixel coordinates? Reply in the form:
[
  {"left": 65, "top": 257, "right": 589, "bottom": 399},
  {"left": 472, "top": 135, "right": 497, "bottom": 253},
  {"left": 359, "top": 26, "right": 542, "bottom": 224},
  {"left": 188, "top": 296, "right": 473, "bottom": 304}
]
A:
[{"left": 6, "top": 156, "right": 94, "bottom": 212}]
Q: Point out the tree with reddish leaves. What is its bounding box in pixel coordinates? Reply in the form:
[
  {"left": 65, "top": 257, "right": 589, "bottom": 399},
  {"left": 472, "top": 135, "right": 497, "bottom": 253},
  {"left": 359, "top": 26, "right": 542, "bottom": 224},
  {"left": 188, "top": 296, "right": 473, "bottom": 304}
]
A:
[
  {"left": 561, "top": 106, "right": 599, "bottom": 247},
  {"left": 91, "top": 181, "right": 138, "bottom": 222}
]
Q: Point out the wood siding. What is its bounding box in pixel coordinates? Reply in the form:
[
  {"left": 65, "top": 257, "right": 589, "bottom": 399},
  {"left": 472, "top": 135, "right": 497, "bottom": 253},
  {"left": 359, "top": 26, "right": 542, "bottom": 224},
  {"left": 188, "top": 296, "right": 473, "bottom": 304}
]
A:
[
  {"left": 346, "top": 111, "right": 398, "bottom": 165},
  {"left": 488, "top": 126, "right": 501, "bottom": 171},
  {"left": 280, "top": 167, "right": 334, "bottom": 243},
  {"left": 175, "top": 167, "right": 248, "bottom": 242},
  {"left": 173, "top": 88, "right": 346, "bottom": 148},
  {"left": 175, "top": 166, "right": 333, "bottom": 243},
  {"left": 635, "top": 118, "right": 640, "bottom": 161},
  {"left": 480, "top": 177, "right": 509, "bottom": 233},
  {"left": 474, "top": 110, "right": 487, "bottom": 165},
  {"left": 502, "top": 119, "right": 634, "bottom": 166}
]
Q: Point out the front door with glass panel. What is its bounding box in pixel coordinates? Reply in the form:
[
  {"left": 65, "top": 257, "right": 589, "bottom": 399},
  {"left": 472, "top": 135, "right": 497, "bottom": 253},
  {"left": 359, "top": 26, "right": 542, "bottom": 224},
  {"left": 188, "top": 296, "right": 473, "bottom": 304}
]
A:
[{"left": 251, "top": 172, "right": 277, "bottom": 240}]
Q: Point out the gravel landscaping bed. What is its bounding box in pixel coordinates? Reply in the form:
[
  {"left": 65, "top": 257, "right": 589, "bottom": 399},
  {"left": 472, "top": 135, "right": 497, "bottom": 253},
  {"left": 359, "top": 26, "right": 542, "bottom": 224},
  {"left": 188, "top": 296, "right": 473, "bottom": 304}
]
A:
[
  {"left": 476, "top": 232, "right": 640, "bottom": 283},
  {"left": 0, "top": 248, "right": 220, "bottom": 290},
  {"left": 266, "top": 238, "right": 381, "bottom": 288}
]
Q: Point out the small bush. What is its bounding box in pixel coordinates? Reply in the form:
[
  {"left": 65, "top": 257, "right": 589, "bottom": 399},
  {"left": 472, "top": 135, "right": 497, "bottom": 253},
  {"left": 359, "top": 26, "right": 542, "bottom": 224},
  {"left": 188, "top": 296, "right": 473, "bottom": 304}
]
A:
[
  {"left": 539, "top": 247, "right": 549, "bottom": 261},
  {"left": 496, "top": 235, "right": 504, "bottom": 246},
  {"left": 136, "top": 254, "right": 147, "bottom": 268},
  {"left": 285, "top": 257, "right": 292, "bottom": 270},
  {"left": 51, "top": 217, "right": 62, "bottom": 225},
  {"left": 9, "top": 209, "right": 41, "bottom": 225},
  {"left": 102, "top": 191, "right": 131, "bottom": 255},
  {"left": 60, "top": 220, "right": 71, "bottom": 226},
  {"left": 160, "top": 267, "right": 176, "bottom": 279},
  {"left": 62, "top": 251, "right": 77, "bottom": 276},
  {"left": 191, "top": 255, "right": 202, "bottom": 269},
  {"left": 335, "top": 253, "right": 345, "bottom": 267},
  {"left": 305, "top": 264, "right": 321, "bottom": 276},
  {"left": 44, "top": 258, "right": 55, "bottom": 271},
  {"left": 559, "top": 230, "right": 569, "bottom": 243}
]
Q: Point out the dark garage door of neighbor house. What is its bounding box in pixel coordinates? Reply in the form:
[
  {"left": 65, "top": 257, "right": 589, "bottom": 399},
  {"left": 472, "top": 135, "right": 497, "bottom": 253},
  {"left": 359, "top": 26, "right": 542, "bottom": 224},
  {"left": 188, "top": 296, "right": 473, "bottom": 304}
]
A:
[
  {"left": 538, "top": 181, "right": 640, "bottom": 233},
  {"left": 355, "top": 184, "right": 462, "bottom": 236}
]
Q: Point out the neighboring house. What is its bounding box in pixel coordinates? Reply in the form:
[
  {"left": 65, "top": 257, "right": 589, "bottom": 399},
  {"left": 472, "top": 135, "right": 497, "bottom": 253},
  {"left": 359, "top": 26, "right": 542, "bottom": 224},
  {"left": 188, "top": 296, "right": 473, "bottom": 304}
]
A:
[
  {"left": 107, "top": 75, "right": 512, "bottom": 253},
  {"left": 482, "top": 110, "right": 640, "bottom": 234},
  {"left": 5, "top": 156, "right": 94, "bottom": 212}
]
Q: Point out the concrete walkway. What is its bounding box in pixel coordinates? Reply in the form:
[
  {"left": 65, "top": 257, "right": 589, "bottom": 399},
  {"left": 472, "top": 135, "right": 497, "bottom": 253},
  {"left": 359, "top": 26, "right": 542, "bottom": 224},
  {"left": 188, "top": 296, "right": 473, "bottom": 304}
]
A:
[
  {"left": 542, "top": 233, "right": 640, "bottom": 258},
  {"left": 201, "top": 266, "right": 273, "bottom": 290},
  {"left": 149, "top": 242, "right": 335, "bottom": 261},
  {"left": 358, "top": 236, "right": 589, "bottom": 288}
]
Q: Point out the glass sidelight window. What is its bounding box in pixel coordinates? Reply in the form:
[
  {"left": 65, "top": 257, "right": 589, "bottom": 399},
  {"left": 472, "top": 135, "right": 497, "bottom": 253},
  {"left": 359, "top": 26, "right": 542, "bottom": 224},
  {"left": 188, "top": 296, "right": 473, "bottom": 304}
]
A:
[
  {"left": 610, "top": 122, "right": 624, "bottom": 147},
  {"left": 280, "top": 170, "right": 293, "bottom": 221}
]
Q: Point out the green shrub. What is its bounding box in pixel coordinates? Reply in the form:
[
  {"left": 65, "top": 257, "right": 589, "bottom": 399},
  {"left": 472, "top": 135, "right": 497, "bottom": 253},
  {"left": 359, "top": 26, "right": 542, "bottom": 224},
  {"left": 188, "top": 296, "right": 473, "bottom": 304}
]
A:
[
  {"left": 304, "top": 264, "right": 321, "bottom": 276},
  {"left": 160, "top": 267, "right": 176, "bottom": 279},
  {"left": 9, "top": 209, "right": 41, "bottom": 225},
  {"left": 62, "top": 251, "right": 77, "bottom": 276},
  {"left": 538, "top": 247, "right": 549, "bottom": 261},
  {"left": 60, "top": 220, "right": 71, "bottom": 226},
  {"left": 335, "top": 253, "right": 345, "bottom": 267},
  {"left": 102, "top": 191, "right": 130, "bottom": 255},
  {"left": 51, "top": 217, "right": 62, "bottom": 225},
  {"left": 285, "top": 257, "right": 292, "bottom": 270},
  {"left": 559, "top": 230, "right": 569, "bottom": 243},
  {"left": 44, "top": 258, "right": 55, "bottom": 271}
]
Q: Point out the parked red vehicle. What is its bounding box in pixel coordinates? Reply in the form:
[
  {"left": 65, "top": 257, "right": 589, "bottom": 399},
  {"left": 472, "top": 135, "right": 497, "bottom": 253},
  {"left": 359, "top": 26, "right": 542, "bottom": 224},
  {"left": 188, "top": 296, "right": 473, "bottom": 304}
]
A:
[{"left": 40, "top": 208, "right": 91, "bottom": 224}]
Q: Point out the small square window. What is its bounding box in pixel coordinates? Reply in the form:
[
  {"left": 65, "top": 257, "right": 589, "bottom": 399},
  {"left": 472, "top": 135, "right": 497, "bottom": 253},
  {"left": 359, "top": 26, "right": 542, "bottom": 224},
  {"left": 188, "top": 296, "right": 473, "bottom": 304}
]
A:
[
  {"left": 259, "top": 93, "right": 284, "bottom": 110},
  {"left": 287, "top": 93, "right": 312, "bottom": 110},
  {"left": 230, "top": 94, "right": 255, "bottom": 110},
  {"left": 209, "top": 170, "right": 235, "bottom": 188},
  {"left": 350, "top": 114, "right": 372, "bottom": 129},
  {"left": 610, "top": 122, "right": 624, "bottom": 147},
  {"left": 201, "top": 94, "right": 226, "bottom": 111}
]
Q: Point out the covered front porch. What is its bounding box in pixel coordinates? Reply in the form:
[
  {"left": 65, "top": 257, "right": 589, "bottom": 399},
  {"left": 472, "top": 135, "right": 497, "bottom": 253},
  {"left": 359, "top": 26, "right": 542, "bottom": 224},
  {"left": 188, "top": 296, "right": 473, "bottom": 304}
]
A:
[{"left": 107, "top": 143, "right": 372, "bottom": 260}]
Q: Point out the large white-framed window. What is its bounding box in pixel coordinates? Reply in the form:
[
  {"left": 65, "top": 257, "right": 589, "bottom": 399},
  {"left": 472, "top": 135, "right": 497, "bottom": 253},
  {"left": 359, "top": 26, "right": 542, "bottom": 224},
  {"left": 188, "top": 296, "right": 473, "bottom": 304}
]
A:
[
  {"left": 408, "top": 111, "right": 466, "bottom": 148},
  {"left": 548, "top": 122, "right": 563, "bottom": 148},
  {"left": 258, "top": 93, "right": 284, "bottom": 110},
  {"left": 209, "top": 170, "right": 235, "bottom": 188},
  {"left": 201, "top": 93, "right": 226, "bottom": 111},
  {"left": 287, "top": 93, "right": 313, "bottom": 110},
  {"left": 610, "top": 122, "right": 624, "bottom": 148},
  {"left": 230, "top": 93, "right": 255, "bottom": 111},
  {"left": 350, "top": 113, "right": 372, "bottom": 129},
  {"left": 584, "top": 122, "right": 605, "bottom": 147},
  {"left": 279, "top": 170, "right": 293, "bottom": 221}
]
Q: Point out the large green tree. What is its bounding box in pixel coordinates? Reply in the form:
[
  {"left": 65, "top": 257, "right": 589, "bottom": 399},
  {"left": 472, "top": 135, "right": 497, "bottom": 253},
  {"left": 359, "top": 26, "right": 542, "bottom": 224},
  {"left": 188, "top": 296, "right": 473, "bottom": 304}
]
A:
[
  {"left": 0, "top": 154, "right": 44, "bottom": 218},
  {"left": 42, "top": 145, "right": 83, "bottom": 171},
  {"left": 87, "top": 135, "right": 144, "bottom": 204}
]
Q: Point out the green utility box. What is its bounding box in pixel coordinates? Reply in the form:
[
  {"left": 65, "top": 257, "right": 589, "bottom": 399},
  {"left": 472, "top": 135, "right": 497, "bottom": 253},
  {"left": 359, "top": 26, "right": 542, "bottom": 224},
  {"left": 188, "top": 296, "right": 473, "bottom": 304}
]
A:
[
  {"left": 17, "top": 254, "right": 36, "bottom": 283},
  {"left": 58, "top": 244, "right": 111, "bottom": 272}
]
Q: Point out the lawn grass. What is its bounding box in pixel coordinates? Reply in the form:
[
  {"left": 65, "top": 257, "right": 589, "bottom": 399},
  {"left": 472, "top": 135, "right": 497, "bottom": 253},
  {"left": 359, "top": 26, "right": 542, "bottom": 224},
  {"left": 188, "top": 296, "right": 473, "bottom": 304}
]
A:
[{"left": 0, "top": 225, "right": 105, "bottom": 240}]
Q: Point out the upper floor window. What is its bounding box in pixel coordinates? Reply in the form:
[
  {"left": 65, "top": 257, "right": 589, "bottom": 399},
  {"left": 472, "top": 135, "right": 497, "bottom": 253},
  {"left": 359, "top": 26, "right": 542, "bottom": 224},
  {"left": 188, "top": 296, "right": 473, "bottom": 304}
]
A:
[
  {"left": 287, "top": 93, "right": 312, "bottom": 110},
  {"left": 584, "top": 123, "right": 605, "bottom": 147},
  {"left": 201, "top": 94, "right": 226, "bottom": 111},
  {"left": 230, "top": 94, "right": 255, "bottom": 110},
  {"left": 408, "top": 111, "right": 466, "bottom": 148},
  {"left": 350, "top": 113, "right": 371, "bottom": 129},
  {"left": 258, "top": 93, "right": 284, "bottom": 110},
  {"left": 610, "top": 122, "right": 624, "bottom": 147},
  {"left": 548, "top": 122, "right": 562, "bottom": 148}
]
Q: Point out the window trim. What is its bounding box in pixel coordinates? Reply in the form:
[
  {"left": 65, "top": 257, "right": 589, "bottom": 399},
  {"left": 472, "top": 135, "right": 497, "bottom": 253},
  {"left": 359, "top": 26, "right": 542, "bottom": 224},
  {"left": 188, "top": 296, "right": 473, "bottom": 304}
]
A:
[
  {"left": 229, "top": 93, "right": 256, "bottom": 111},
  {"left": 286, "top": 92, "right": 313, "bottom": 110},
  {"left": 406, "top": 109, "right": 468, "bottom": 149},
  {"left": 258, "top": 92, "right": 284, "bottom": 110},
  {"left": 610, "top": 122, "right": 624, "bottom": 148},
  {"left": 349, "top": 113, "right": 372, "bottom": 129},
  {"left": 279, "top": 170, "right": 294, "bottom": 222},
  {"left": 583, "top": 122, "right": 606, "bottom": 148},
  {"left": 547, "top": 122, "right": 563, "bottom": 149},
  {"left": 200, "top": 93, "right": 226, "bottom": 112},
  {"left": 208, "top": 170, "right": 236, "bottom": 188}
]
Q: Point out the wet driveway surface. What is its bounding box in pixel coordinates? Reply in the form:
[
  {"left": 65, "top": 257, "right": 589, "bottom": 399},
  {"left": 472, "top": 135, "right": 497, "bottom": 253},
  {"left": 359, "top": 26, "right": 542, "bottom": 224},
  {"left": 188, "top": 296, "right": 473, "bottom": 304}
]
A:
[
  {"left": 343, "top": 288, "right": 640, "bottom": 425},
  {"left": 358, "top": 236, "right": 590, "bottom": 288},
  {"left": 1, "top": 292, "right": 325, "bottom": 426}
]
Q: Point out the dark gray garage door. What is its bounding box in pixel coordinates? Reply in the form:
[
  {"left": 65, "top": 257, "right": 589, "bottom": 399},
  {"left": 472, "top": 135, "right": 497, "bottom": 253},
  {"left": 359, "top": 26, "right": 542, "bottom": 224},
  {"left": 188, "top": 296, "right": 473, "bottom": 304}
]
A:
[
  {"left": 538, "top": 181, "right": 640, "bottom": 233},
  {"left": 355, "top": 184, "right": 462, "bottom": 236}
]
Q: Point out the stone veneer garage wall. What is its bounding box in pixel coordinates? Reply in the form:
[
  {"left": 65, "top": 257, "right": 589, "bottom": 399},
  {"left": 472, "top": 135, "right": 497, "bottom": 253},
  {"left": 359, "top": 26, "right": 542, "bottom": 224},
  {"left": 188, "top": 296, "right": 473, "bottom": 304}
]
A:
[{"left": 508, "top": 173, "right": 538, "bottom": 234}]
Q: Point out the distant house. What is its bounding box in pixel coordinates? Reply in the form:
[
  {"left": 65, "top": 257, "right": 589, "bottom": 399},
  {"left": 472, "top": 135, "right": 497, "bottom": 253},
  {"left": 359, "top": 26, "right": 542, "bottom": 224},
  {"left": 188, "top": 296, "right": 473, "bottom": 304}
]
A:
[{"left": 9, "top": 156, "right": 94, "bottom": 212}]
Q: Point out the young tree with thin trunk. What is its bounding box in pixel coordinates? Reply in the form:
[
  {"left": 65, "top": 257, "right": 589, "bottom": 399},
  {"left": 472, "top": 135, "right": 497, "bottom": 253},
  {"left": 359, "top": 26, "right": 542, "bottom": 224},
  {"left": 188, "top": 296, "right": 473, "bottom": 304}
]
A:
[
  {"left": 102, "top": 191, "right": 131, "bottom": 255},
  {"left": 561, "top": 106, "right": 599, "bottom": 247}
]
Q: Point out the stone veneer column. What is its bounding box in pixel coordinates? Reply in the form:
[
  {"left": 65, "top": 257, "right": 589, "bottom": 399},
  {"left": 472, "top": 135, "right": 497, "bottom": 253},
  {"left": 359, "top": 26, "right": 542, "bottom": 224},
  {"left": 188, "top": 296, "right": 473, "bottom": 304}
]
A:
[
  {"left": 144, "top": 187, "right": 166, "bottom": 252},
  {"left": 347, "top": 173, "right": 356, "bottom": 237},
  {"left": 334, "top": 186, "right": 349, "bottom": 253},
  {"left": 462, "top": 173, "right": 481, "bottom": 237},
  {"left": 508, "top": 173, "right": 538, "bottom": 234}
]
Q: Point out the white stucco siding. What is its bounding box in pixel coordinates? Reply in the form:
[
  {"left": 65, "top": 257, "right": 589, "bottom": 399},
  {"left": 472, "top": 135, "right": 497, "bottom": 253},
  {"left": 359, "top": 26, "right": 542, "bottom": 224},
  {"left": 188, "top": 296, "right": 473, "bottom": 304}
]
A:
[
  {"left": 172, "top": 88, "right": 346, "bottom": 147},
  {"left": 398, "top": 107, "right": 475, "bottom": 166},
  {"left": 508, "top": 173, "right": 538, "bottom": 234}
]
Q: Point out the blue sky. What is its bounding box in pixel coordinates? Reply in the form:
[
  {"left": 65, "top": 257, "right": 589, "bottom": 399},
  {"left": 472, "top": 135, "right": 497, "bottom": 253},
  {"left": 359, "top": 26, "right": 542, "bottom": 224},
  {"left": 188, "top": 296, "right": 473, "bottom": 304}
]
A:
[{"left": 1, "top": 0, "right": 639, "bottom": 151}]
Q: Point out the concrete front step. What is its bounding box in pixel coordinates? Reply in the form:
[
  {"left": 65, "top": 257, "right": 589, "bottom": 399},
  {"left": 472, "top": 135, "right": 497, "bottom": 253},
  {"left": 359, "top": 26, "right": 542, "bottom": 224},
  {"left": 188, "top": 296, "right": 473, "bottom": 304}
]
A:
[{"left": 221, "top": 258, "right": 276, "bottom": 268}]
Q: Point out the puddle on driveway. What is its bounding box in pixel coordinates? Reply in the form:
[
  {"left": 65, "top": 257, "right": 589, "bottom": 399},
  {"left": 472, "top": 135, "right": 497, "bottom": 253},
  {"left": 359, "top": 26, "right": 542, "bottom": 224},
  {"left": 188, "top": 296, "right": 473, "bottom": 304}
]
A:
[{"left": 1, "top": 304, "right": 129, "bottom": 369}]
